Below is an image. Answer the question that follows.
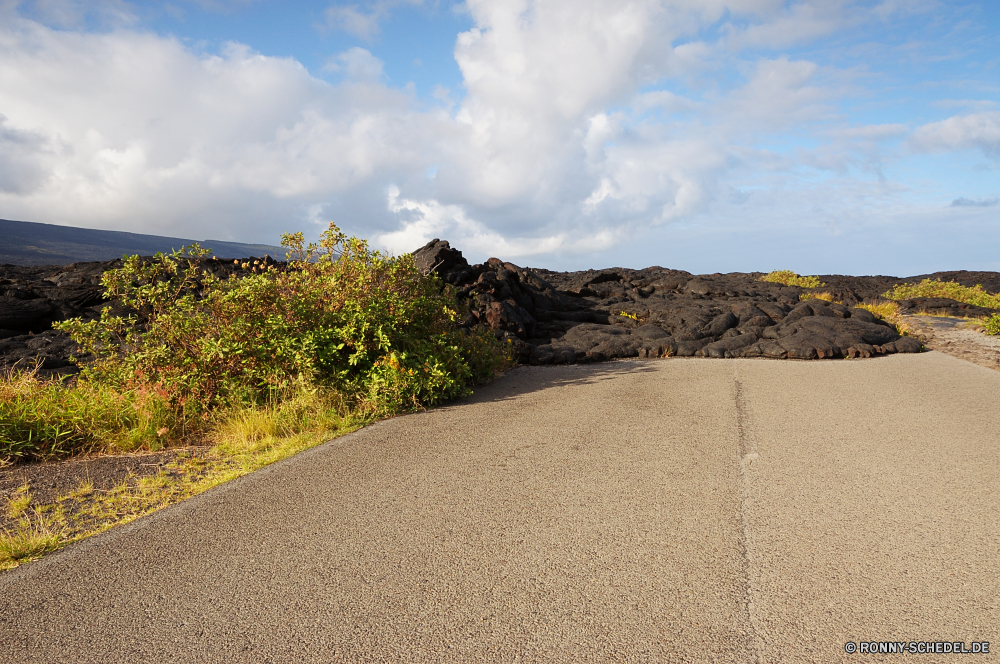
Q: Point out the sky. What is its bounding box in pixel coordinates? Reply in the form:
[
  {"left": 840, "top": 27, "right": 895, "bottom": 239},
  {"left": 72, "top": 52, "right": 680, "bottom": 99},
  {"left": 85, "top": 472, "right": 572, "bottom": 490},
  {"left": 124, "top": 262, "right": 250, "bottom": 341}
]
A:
[{"left": 0, "top": 0, "right": 997, "bottom": 275}]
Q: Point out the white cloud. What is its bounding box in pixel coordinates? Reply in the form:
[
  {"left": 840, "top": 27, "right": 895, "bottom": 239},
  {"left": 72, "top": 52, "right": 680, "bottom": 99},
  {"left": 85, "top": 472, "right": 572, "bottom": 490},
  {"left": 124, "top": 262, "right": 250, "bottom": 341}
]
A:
[
  {"left": 0, "top": 18, "right": 440, "bottom": 240},
  {"left": 323, "top": 1, "right": 424, "bottom": 40},
  {"left": 322, "top": 47, "right": 385, "bottom": 81},
  {"left": 723, "top": 57, "right": 837, "bottom": 130},
  {"left": 908, "top": 112, "right": 1000, "bottom": 158},
  {"left": 721, "top": 1, "right": 847, "bottom": 50},
  {"left": 831, "top": 123, "right": 908, "bottom": 140},
  {"left": 17, "top": 0, "right": 137, "bottom": 29},
  {"left": 0, "top": 1, "right": 994, "bottom": 273},
  {"left": 378, "top": 186, "right": 569, "bottom": 259},
  {"left": 324, "top": 4, "right": 384, "bottom": 40},
  {"left": 951, "top": 196, "right": 998, "bottom": 207}
]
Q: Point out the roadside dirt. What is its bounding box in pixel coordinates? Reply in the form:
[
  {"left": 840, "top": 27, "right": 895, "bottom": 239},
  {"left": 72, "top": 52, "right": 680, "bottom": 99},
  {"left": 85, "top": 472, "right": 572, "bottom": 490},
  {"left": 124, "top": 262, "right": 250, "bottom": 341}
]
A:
[
  {"left": 0, "top": 447, "right": 216, "bottom": 534},
  {"left": 904, "top": 314, "right": 1000, "bottom": 373}
]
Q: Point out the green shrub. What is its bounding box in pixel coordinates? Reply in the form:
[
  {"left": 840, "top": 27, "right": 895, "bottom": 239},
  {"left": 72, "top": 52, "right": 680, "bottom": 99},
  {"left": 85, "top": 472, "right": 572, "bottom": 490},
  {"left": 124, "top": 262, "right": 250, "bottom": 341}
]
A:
[
  {"left": 760, "top": 270, "right": 825, "bottom": 288},
  {"left": 0, "top": 223, "right": 510, "bottom": 462},
  {"left": 883, "top": 279, "right": 1000, "bottom": 309},
  {"left": 984, "top": 314, "right": 1000, "bottom": 336},
  {"left": 57, "top": 223, "right": 503, "bottom": 414}
]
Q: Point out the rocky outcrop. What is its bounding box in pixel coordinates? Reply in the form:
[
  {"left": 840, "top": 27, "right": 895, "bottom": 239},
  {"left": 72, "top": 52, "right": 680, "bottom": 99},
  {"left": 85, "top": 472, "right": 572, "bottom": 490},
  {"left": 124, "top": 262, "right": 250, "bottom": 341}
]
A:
[
  {"left": 411, "top": 239, "right": 998, "bottom": 366},
  {"left": 3, "top": 240, "right": 998, "bottom": 376}
]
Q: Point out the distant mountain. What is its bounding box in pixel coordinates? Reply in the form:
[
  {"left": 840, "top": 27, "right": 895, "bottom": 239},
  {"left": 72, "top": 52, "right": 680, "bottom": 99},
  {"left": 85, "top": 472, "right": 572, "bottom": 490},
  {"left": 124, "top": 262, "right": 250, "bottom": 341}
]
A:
[{"left": 0, "top": 218, "right": 286, "bottom": 266}]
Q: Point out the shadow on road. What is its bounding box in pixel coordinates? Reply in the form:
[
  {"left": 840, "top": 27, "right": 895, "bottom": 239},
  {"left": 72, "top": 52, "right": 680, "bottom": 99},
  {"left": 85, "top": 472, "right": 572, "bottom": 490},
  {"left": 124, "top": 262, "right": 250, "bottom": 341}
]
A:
[{"left": 443, "top": 358, "right": 663, "bottom": 408}]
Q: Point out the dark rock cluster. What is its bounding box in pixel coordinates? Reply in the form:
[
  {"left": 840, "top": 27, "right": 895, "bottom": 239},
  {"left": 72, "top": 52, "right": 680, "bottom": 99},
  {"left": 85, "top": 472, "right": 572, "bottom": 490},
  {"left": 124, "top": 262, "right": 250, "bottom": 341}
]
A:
[
  {"left": 3, "top": 240, "right": 999, "bottom": 377},
  {"left": 412, "top": 240, "right": 1000, "bottom": 366}
]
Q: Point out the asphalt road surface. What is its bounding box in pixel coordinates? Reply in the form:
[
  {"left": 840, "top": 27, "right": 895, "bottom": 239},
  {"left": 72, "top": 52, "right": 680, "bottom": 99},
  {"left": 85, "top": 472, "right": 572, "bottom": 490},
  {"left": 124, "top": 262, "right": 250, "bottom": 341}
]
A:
[{"left": 2, "top": 353, "right": 998, "bottom": 663}]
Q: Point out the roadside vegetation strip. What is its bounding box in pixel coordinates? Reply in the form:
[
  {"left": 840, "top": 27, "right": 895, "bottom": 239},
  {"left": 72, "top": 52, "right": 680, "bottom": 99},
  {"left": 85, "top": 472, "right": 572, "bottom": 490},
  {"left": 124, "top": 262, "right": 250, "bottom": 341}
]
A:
[
  {"left": 883, "top": 279, "right": 1000, "bottom": 309},
  {"left": 1, "top": 223, "right": 512, "bottom": 569},
  {"left": 1, "top": 408, "right": 362, "bottom": 570},
  {"left": 883, "top": 279, "right": 1000, "bottom": 336},
  {"left": 759, "top": 270, "right": 825, "bottom": 289}
]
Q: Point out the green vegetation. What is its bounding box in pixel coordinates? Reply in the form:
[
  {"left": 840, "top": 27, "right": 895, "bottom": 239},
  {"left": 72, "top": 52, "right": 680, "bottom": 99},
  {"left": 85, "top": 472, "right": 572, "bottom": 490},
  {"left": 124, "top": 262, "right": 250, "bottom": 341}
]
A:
[
  {"left": 882, "top": 279, "right": 1000, "bottom": 337},
  {"left": 760, "top": 270, "right": 825, "bottom": 289},
  {"left": 798, "top": 292, "right": 835, "bottom": 302},
  {"left": 984, "top": 315, "right": 1000, "bottom": 336},
  {"left": 1, "top": 394, "right": 362, "bottom": 570},
  {"left": 2, "top": 223, "right": 508, "bottom": 464},
  {"left": 1, "top": 223, "right": 512, "bottom": 567},
  {"left": 883, "top": 279, "right": 1000, "bottom": 309}
]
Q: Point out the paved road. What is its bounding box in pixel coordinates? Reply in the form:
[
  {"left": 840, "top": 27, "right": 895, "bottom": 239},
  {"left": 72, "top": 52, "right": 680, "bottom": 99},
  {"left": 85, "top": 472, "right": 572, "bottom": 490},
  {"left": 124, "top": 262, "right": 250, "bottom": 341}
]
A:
[{"left": 2, "top": 353, "right": 998, "bottom": 663}]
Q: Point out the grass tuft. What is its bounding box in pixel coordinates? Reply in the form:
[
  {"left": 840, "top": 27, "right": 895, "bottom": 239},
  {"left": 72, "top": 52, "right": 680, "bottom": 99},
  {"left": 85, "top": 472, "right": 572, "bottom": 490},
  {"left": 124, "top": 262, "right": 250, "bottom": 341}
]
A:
[
  {"left": 760, "top": 270, "right": 825, "bottom": 289},
  {"left": 0, "top": 518, "right": 62, "bottom": 566},
  {"left": 6, "top": 485, "right": 32, "bottom": 520},
  {"left": 799, "top": 292, "right": 835, "bottom": 302},
  {"left": 0, "top": 368, "right": 177, "bottom": 463}
]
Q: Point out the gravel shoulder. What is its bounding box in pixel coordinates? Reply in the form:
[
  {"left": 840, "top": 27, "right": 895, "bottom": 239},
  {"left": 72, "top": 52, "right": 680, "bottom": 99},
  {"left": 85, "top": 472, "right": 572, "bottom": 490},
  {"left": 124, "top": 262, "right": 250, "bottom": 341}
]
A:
[{"left": 904, "top": 314, "right": 1000, "bottom": 372}]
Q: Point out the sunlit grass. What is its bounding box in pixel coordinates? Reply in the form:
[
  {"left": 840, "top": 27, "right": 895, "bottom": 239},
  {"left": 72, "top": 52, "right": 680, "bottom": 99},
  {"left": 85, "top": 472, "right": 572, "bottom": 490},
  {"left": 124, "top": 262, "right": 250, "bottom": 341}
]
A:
[
  {"left": 0, "top": 514, "right": 63, "bottom": 567},
  {"left": 5, "top": 485, "right": 31, "bottom": 520},
  {"left": 0, "top": 368, "right": 178, "bottom": 463},
  {"left": 0, "top": 390, "right": 365, "bottom": 571},
  {"left": 884, "top": 279, "right": 1000, "bottom": 309},
  {"left": 799, "top": 292, "right": 835, "bottom": 302},
  {"left": 760, "top": 270, "right": 825, "bottom": 289}
]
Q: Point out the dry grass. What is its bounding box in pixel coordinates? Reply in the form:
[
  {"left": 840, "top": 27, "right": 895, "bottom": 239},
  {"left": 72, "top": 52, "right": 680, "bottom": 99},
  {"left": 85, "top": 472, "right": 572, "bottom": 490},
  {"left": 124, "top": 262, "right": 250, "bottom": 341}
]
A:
[
  {"left": 760, "top": 270, "right": 825, "bottom": 288},
  {"left": 799, "top": 292, "right": 835, "bottom": 302},
  {"left": 6, "top": 485, "right": 31, "bottom": 520},
  {"left": 0, "top": 518, "right": 62, "bottom": 566},
  {"left": 0, "top": 387, "right": 364, "bottom": 571}
]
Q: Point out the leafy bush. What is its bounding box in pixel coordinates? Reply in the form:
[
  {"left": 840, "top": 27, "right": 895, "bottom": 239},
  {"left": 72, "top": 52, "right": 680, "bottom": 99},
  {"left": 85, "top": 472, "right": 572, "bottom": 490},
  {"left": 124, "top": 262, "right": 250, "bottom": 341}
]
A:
[
  {"left": 760, "top": 270, "right": 825, "bottom": 288},
  {"left": 883, "top": 279, "right": 1000, "bottom": 309},
  {"left": 983, "top": 314, "right": 1000, "bottom": 336},
  {"left": 0, "top": 223, "right": 509, "bottom": 462},
  {"left": 58, "top": 223, "right": 504, "bottom": 414}
]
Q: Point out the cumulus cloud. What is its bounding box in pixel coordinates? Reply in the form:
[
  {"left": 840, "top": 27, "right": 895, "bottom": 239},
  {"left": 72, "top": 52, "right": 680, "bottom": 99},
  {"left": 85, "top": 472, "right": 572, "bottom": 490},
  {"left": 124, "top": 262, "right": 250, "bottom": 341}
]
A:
[
  {"left": 322, "top": 47, "right": 385, "bottom": 81},
  {"left": 0, "top": 0, "right": 994, "bottom": 272},
  {"left": 323, "top": 1, "right": 424, "bottom": 40},
  {"left": 378, "top": 186, "right": 571, "bottom": 259},
  {"left": 909, "top": 112, "right": 1000, "bottom": 158},
  {"left": 0, "top": 17, "right": 437, "bottom": 240},
  {"left": 0, "top": 114, "right": 57, "bottom": 194}
]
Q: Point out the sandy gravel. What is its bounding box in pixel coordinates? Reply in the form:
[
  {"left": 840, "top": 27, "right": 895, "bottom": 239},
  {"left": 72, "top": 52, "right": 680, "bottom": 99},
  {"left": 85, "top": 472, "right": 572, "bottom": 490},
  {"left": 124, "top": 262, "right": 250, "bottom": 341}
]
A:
[
  {"left": 904, "top": 314, "right": 1000, "bottom": 372},
  {"left": 1, "top": 353, "right": 997, "bottom": 662}
]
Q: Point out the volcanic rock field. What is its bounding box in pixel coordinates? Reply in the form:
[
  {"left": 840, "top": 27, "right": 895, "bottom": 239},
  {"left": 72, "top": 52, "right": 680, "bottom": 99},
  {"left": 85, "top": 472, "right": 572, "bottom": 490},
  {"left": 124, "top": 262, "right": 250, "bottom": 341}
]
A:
[{"left": 3, "top": 239, "right": 1000, "bottom": 378}]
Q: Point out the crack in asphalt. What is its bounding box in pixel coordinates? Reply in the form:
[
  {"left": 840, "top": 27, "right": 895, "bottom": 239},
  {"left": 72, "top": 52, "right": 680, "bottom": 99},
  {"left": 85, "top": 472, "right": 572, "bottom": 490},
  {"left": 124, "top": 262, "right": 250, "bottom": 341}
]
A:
[{"left": 735, "top": 371, "right": 764, "bottom": 664}]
